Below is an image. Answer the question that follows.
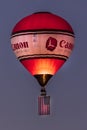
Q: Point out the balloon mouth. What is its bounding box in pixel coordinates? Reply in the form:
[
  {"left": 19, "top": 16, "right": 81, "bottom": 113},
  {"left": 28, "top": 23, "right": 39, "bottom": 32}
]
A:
[{"left": 34, "top": 74, "right": 53, "bottom": 87}]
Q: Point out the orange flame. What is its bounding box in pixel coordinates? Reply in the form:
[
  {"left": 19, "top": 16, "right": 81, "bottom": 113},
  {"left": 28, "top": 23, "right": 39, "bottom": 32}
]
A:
[{"left": 21, "top": 58, "right": 65, "bottom": 75}]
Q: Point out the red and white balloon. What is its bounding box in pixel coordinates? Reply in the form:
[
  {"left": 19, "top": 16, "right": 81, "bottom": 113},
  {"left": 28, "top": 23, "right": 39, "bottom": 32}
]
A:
[{"left": 11, "top": 12, "right": 75, "bottom": 115}]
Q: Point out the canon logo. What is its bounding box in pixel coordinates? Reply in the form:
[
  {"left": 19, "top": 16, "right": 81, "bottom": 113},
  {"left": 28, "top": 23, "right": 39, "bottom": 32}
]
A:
[
  {"left": 46, "top": 37, "right": 74, "bottom": 51},
  {"left": 11, "top": 37, "right": 74, "bottom": 52}
]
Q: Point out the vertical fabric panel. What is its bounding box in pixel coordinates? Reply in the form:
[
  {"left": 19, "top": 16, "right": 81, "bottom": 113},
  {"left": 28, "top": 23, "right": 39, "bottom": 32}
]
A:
[{"left": 38, "top": 96, "right": 50, "bottom": 115}]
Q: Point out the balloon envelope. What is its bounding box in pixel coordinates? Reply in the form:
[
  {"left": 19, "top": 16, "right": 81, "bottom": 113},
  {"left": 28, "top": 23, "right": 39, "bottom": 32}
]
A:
[{"left": 11, "top": 12, "right": 75, "bottom": 86}]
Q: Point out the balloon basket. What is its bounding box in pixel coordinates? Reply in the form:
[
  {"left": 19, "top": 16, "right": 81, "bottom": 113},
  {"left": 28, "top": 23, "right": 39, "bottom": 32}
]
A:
[{"left": 38, "top": 95, "right": 50, "bottom": 115}]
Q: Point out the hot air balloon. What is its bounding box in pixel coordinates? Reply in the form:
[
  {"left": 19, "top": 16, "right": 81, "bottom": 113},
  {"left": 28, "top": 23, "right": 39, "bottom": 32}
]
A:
[{"left": 11, "top": 12, "right": 75, "bottom": 115}]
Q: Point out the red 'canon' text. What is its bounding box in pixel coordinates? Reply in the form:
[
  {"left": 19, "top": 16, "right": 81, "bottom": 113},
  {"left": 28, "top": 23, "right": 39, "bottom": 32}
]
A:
[
  {"left": 12, "top": 41, "right": 29, "bottom": 51},
  {"left": 59, "top": 40, "right": 74, "bottom": 50}
]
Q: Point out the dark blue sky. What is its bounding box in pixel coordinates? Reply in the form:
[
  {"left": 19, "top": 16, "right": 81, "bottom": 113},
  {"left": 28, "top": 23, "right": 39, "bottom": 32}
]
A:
[{"left": 0, "top": 0, "right": 87, "bottom": 129}]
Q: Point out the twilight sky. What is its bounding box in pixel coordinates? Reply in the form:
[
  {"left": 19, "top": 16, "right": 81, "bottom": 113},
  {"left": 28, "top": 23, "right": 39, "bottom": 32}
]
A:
[{"left": 0, "top": 0, "right": 87, "bottom": 130}]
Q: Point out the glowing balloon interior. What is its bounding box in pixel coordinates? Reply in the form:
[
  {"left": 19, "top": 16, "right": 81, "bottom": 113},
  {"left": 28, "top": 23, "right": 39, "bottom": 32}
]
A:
[{"left": 11, "top": 12, "right": 75, "bottom": 115}]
